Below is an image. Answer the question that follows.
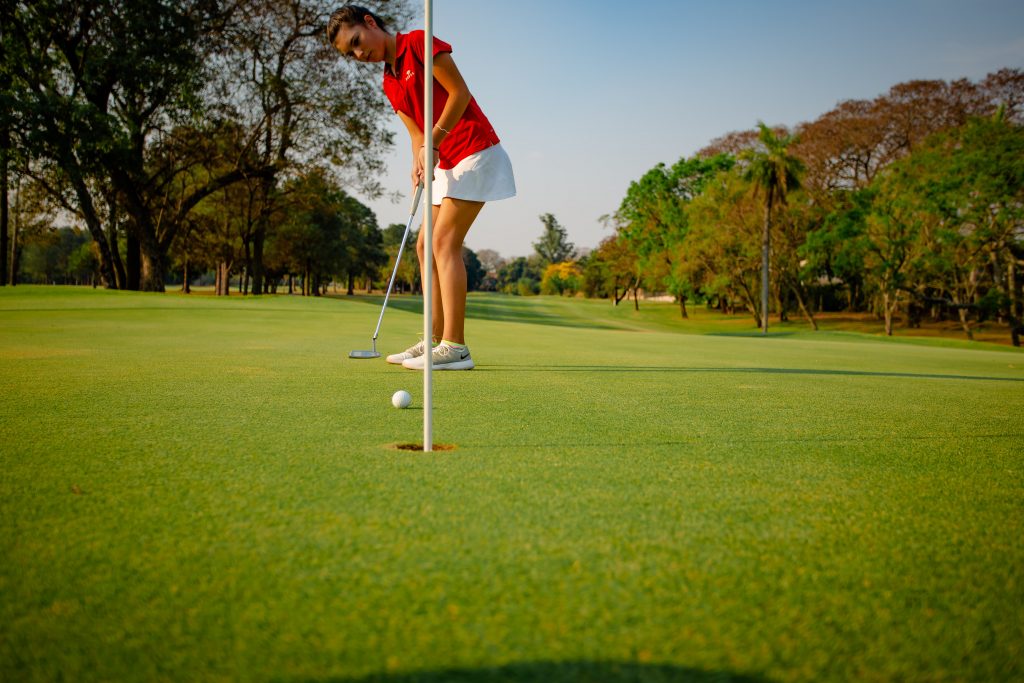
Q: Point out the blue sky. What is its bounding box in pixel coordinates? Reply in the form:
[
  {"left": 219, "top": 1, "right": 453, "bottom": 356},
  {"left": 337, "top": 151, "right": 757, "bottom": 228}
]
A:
[{"left": 355, "top": 0, "right": 1024, "bottom": 258}]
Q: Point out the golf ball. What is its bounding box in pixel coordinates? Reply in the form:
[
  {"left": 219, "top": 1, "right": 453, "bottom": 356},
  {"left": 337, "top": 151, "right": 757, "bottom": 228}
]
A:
[{"left": 392, "top": 390, "right": 412, "bottom": 409}]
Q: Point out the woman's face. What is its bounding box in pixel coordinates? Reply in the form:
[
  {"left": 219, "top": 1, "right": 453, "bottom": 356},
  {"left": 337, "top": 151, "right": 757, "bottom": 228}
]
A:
[{"left": 332, "top": 16, "right": 386, "bottom": 63}]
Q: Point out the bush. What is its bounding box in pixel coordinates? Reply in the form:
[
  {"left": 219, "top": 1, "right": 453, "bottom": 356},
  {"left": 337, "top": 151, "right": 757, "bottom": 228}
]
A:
[
  {"left": 540, "top": 261, "right": 583, "bottom": 296},
  {"left": 516, "top": 277, "right": 540, "bottom": 296}
]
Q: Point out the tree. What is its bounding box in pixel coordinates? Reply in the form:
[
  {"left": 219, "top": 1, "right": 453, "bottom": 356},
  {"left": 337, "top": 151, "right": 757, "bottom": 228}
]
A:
[
  {"left": 1, "top": 42, "right": 8, "bottom": 287},
  {"left": 533, "top": 213, "right": 574, "bottom": 265},
  {"left": 496, "top": 256, "right": 542, "bottom": 295},
  {"left": 475, "top": 247, "right": 504, "bottom": 291},
  {"left": 1, "top": 168, "right": 51, "bottom": 285},
  {"left": 19, "top": 226, "right": 94, "bottom": 284},
  {"left": 583, "top": 233, "right": 640, "bottom": 305},
  {"left": 617, "top": 154, "right": 734, "bottom": 317},
  {"left": 463, "top": 246, "right": 484, "bottom": 292},
  {"left": 775, "top": 192, "right": 820, "bottom": 329},
  {"left": 273, "top": 171, "right": 346, "bottom": 296},
  {"left": 381, "top": 222, "right": 418, "bottom": 293},
  {"left": 683, "top": 168, "right": 764, "bottom": 323},
  {"left": 220, "top": 0, "right": 414, "bottom": 296},
  {"left": 800, "top": 189, "right": 872, "bottom": 312},
  {"left": 869, "top": 111, "right": 1024, "bottom": 342},
  {"left": 475, "top": 248, "right": 505, "bottom": 276},
  {"left": 541, "top": 261, "right": 583, "bottom": 296},
  {"left": 1, "top": 0, "right": 412, "bottom": 292},
  {"left": 337, "top": 194, "right": 385, "bottom": 296},
  {"left": 743, "top": 122, "right": 805, "bottom": 334},
  {"left": 1, "top": 0, "right": 280, "bottom": 291},
  {"left": 864, "top": 176, "right": 921, "bottom": 336}
]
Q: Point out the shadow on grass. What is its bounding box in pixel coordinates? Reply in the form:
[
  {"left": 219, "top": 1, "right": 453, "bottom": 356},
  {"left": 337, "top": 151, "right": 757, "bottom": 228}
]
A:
[
  {"left": 292, "top": 660, "right": 772, "bottom": 683},
  {"left": 480, "top": 365, "right": 1024, "bottom": 383},
  {"left": 339, "top": 295, "right": 621, "bottom": 331}
]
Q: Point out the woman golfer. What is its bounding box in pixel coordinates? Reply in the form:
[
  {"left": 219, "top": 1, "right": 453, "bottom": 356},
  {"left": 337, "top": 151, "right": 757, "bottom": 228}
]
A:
[{"left": 328, "top": 5, "right": 515, "bottom": 371}]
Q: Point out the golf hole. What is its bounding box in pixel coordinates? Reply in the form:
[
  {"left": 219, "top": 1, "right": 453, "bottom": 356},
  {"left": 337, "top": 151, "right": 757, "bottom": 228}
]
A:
[{"left": 388, "top": 442, "right": 457, "bottom": 452}]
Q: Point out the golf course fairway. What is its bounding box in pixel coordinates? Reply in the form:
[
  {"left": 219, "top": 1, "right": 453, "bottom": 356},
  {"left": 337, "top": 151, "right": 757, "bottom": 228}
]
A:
[{"left": 2, "top": 287, "right": 1022, "bottom": 682}]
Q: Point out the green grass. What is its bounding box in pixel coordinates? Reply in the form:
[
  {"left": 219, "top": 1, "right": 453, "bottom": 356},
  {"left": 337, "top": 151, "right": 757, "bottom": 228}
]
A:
[{"left": 1, "top": 286, "right": 1022, "bottom": 682}]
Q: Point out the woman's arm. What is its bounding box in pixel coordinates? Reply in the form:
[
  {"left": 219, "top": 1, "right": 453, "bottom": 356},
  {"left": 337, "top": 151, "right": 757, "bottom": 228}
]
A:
[
  {"left": 403, "top": 51, "right": 474, "bottom": 186},
  {"left": 396, "top": 109, "right": 425, "bottom": 188},
  {"left": 429, "top": 52, "right": 471, "bottom": 148}
]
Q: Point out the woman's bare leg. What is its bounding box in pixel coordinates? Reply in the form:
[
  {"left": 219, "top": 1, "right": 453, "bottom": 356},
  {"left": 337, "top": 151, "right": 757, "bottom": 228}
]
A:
[
  {"left": 415, "top": 197, "right": 484, "bottom": 345},
  {"left": 416, "top": 203, "right": 445, "bottom": 342}
]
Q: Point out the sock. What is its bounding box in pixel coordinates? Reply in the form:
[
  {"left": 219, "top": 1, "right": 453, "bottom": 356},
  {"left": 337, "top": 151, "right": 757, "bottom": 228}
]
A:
[{"left": 441, "top": 339, "right": 466, "bottom": 349}]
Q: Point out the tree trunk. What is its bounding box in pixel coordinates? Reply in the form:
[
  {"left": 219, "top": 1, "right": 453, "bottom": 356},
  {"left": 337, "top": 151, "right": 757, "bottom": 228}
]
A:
[
  {"left": 613, "top": 280, "right": 630, "bottom": 305},
  {"left": 241, "top": 234, "right": 252, "bottom": 295},
  {"left": 957, "top": 306, "right": 974, "bottom": 340},
  {"left": 181, "top": 257, "right": 190, "bottom": 294},
  {"left": 792, "top": 282, "right": 818, "bottom": 331},
  {"left": 216, "top": 261, "right": 232, "bottom": 296},
  {"left": 63, "top": 158, "right": 118, "bottom": 288},
  {"left": 1010, "top": 257, "right": 1020, "bottom": 321},
  {"left": 883, "top": 290, "right": 896, "bottom": 336},
  {"left": 1008, "top": 256, "right": 1021, "bottom": 347},
  {"left": 140, "top": 247, "right": 166, "bottom": 293},
  {"left": 761, "top": 190, "right": 772, "bottom": 335},
  {"left": 738, "top": 279, "right": 760, "bottom": 326},
  {"left": 347, "top": 272, "right": 354, "bottom": 296},
  {"left": 679, "top": 296, "right": 688, "bottom": 319},
  {"left": 776, "top": 285, "right": 788, "bottom": 322},
  {"left": 126, "top": 230, "right": 141, "bottom": 290},
  {"left": 9, "top": 179, "right": 18, "bottom": 285},
  {"left": 1, "top": 126, "right": 8, "bottom": 287},
  {"left": 100, "top": 188, "right": 127, "bottom": 289},
  {"left": 288, "top": 274, "right": 294, "bottom": 295},
  {"left": 107, "top": 223, "right": 126, "bottom": 290},
  {"left": 251, "top": 224, "right": 265, "bottom": 296}
]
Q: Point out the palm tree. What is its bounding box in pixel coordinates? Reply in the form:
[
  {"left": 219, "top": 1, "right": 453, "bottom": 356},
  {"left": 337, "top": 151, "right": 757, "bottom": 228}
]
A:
[{"left": 743, "top": 123, "right": 804, "bottom": 335}]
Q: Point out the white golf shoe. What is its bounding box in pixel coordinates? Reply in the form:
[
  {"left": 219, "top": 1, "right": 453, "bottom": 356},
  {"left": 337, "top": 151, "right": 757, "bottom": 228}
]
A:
[
  {"left": 402, "top": 342, "right": 475, "bottom": 370},
  {"left": 386, "top": 340, "right": 428, "bottom": 365}
]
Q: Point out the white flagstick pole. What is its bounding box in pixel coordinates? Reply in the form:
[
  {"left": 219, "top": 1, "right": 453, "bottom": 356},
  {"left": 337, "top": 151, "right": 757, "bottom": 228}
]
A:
[{"left": 423, "top": 0, "right": 434, "bottom": 452}]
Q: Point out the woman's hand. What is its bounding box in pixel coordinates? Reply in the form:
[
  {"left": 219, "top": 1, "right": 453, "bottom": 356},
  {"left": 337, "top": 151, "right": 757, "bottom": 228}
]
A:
[{"left": 412, "top": 145, "right": 440, "bottom": 188}]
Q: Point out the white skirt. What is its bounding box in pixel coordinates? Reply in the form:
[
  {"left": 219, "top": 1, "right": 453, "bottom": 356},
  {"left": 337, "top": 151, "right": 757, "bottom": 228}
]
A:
[{"left": 431, "top": 143, "right": 516, "bottom": 205}]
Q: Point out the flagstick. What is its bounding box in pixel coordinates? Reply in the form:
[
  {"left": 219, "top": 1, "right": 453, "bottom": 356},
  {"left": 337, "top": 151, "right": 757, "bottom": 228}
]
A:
[{"left": 423, "top": 0, "right": 434, "bottom": 452}]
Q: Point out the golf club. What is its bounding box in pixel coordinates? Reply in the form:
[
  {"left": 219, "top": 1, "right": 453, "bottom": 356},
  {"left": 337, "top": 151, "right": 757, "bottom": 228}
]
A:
[{"left": 349, "top": 183, "right": 424, "bottom": 359}]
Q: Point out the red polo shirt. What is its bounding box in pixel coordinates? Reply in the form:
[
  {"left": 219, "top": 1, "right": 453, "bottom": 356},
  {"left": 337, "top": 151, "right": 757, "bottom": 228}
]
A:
[{"left": 383, "top": 31, "right": 500, "bottom": 170}]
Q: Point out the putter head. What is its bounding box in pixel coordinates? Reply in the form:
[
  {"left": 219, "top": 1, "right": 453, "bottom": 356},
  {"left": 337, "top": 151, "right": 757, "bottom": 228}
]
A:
[{"left": 349, "top": 349, "right": 380, "bottom": 359}]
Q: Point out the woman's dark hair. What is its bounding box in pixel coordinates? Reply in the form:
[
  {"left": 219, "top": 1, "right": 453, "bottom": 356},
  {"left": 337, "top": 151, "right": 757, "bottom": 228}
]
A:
[{"left": 327, "top": 5, "right": 387, "bottom": 45}]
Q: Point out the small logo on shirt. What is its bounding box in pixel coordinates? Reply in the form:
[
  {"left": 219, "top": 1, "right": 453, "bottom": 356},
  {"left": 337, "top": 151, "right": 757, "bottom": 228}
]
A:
[{"left": 404, "top": 69, "right": 414, "bottom": 81}]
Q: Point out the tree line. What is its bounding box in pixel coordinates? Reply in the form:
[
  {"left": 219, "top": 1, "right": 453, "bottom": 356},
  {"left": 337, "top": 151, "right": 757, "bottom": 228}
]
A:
[
  {"left": 561, "top": 70, "right": 1022, "bottom": 345},
  {"left": 3, "top": 5, "right": 1021, "bottom": 345},
  {"left": 0, "top": 0, "right": 417, "bottom": 294}
]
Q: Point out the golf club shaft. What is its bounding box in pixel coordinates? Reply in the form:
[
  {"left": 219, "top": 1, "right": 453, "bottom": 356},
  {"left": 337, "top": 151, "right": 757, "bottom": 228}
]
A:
[{"left": 372, "top": 184, "right": 423, "bottom": 343}]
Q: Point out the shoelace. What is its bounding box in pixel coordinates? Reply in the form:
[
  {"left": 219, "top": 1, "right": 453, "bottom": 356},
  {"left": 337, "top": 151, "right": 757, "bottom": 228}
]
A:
[{"left": 433, "top": 344, "right": 467, "bottom": 359}]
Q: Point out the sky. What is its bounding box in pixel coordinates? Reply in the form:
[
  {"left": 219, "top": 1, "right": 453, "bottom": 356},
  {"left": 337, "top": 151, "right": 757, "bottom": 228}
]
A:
[{"left": 352, "top": 0, "right": 1024, "bottom": 259}]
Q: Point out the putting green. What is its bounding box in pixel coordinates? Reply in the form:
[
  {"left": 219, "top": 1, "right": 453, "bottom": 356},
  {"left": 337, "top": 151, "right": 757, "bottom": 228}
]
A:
[{"left": 1, "top": 286, "right": 1022, "bottom": 682}]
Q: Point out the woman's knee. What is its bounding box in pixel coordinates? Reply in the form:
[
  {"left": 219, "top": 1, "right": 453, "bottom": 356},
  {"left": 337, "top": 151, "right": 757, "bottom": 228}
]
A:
[
  {"left": 432, "top": 229, "right": 462, "bottom": 262},
  {"left": 415, "top": 230, "right": 427, "bottom": 259}
]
